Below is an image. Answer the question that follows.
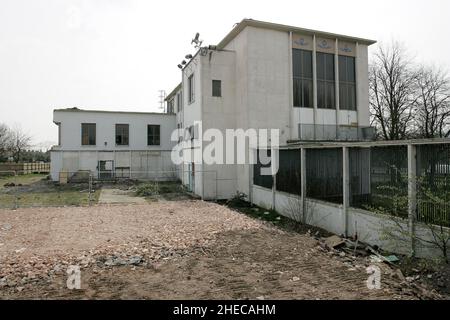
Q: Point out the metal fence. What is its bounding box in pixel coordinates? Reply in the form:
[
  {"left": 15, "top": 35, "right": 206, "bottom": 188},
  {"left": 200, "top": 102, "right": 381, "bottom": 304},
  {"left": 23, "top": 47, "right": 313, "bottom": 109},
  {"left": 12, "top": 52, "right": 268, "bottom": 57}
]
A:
[
  {"left": 350, "top": 146, "right": 409, "bottom": 218},
  {"left": 253, "top": 140, "right": 450, "bottom": 228},
  {"left": 416, "top": 144, "right": 450, "bottom": 226}
]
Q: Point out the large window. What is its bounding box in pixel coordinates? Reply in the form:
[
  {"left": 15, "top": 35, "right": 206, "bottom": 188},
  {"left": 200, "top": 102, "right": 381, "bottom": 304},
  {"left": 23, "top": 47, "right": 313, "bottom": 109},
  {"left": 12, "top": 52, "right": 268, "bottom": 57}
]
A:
[
  {"left": 292, "top": 49, "right": 313, "bottom": 108},
  {"left": 81, "top": 123, "right": 96, "bottom": 146},
  {"left": 339, "top": 56, "right": 356, "bottom": 110},
  {"left": 147, "top": 125, "right": 160, "bottom": 146},
  {"left": 188, "top": 74, "right": 195, "bottom": 104},
  {"left": 115, "top": 124, "right": 129, "bottom": 146},
  {"left": 316, "top": 52, "right": 335, "bottom": 109}
]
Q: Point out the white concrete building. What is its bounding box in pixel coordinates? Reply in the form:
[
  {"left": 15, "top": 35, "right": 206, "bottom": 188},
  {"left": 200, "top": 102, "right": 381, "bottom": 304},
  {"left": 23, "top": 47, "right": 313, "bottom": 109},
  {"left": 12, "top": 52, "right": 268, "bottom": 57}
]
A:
[
  {"left": 51, "top": 19, "right": 375, "bottom": 197},
  {"left": 167, "top": 19, "right": 376, "bottom": 200},
  {"left": 50, "top": 108, "right": 176, "bottom": 181}
]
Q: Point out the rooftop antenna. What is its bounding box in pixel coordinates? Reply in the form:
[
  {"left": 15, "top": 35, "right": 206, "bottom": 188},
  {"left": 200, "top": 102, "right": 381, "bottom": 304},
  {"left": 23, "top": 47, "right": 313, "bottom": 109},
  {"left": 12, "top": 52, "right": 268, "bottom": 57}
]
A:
[
  {"left": 191, "top": 32, "right": 203, "bottom": 49},
  {"left": 158, "top": 90, "right": 166, "bottom": 112}
]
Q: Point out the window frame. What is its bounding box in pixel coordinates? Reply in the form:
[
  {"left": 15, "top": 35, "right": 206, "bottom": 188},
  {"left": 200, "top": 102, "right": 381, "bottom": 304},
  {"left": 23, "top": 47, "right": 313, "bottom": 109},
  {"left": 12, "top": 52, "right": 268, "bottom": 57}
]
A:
[
  {"left": 188, "top": 74, "right": 195, "bottom": 104},
  {"left": 212, "top": 80, "right": 222, "bottom": 97},
  {"left": 115, "top": 124, "right": 129, "bottom": 146},
  {"left": 316, "top": 52, "right": 336, "bottom": 110},
  {"left": 292, "top": 49, "right": 313, "bottom": 108},
  {"left": 177, "top": 92, "right": 182, "bottom": 112},
  {"left": 339, "top": 55, "right": 357, "bottom": 111},
  {"left": 147, "top": 124, "right": 161, "bottom": 146},
  {"left": 81, "top": 123, "right": 96, "bottom": 146}
]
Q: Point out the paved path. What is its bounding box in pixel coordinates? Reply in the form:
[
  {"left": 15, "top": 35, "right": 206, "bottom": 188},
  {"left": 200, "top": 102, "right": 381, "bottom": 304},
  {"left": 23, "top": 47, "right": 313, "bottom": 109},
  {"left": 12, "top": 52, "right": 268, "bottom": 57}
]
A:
[{"left": 98, "top": 188, "right": 147, "bottom": 204}]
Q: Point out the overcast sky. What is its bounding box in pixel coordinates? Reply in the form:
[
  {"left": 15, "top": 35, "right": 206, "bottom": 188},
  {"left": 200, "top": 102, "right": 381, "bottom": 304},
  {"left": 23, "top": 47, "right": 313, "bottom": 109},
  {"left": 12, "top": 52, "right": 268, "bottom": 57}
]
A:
[{"left": 0, "top": 0, "right": 449, "bottom": 149}]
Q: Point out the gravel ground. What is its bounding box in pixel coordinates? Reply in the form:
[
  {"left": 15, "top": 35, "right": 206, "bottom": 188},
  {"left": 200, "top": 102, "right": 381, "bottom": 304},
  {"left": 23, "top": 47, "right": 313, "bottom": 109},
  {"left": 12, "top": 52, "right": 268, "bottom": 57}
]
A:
[{"left": 0, "top": 201, "right": 444, "bottom": 299}]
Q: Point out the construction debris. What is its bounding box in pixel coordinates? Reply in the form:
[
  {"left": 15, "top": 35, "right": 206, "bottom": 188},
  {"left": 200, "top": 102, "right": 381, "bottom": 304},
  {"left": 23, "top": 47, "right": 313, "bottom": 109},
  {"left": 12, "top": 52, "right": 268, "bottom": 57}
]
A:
[{"left": 323, "top": 235, "right": 346, "bottom": 250}]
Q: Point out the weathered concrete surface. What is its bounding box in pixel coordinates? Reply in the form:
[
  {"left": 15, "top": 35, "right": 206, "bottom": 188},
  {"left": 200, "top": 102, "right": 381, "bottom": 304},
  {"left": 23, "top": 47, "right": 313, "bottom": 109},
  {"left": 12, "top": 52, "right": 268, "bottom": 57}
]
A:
[{"left": 98, "top": 188, "right": 147, "bottom": 204}]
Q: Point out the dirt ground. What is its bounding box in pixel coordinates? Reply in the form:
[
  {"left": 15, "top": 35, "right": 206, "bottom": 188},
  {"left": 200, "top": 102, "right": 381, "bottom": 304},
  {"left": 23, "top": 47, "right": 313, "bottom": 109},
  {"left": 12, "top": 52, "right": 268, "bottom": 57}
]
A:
[{"left": 0, "top": 201, "right": 445, "bottom": 299}]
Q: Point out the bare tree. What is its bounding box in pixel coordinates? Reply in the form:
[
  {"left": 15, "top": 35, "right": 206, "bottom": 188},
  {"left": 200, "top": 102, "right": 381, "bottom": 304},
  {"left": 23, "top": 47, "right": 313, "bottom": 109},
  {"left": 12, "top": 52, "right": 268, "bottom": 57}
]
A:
[
  {"left": 0, "top": 123, "right": 11, "bottom": 161},
  {"left": 9, "top": 126, "right": 31, "bottom": 163},
  {"left": 413, "top": 66, "right": 450, "bottom": 138},
  {"left": 369, "top": 42, "right": 418, "bottom": 140}
]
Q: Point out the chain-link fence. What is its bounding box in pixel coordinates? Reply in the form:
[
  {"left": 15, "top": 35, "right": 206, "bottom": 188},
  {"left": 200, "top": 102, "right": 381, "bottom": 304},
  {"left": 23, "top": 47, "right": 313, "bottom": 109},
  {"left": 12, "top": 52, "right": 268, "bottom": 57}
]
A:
[{"left": 0, "top": 169, "right": 219, "bottom": 209}]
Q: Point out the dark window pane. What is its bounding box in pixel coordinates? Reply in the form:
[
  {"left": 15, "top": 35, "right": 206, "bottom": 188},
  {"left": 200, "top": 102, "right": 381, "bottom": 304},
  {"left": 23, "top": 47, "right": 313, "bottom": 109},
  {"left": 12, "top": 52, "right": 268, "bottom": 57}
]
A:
[
  {"left": 293, "top": 78, "right": 301, "bottom": 107},
  {"left": 339, "top": 56, "right": 347, "bottom": 82},
  {"left": 212, "top": 80, "right": 221, "bottom": 97},
  {"left": 303, "top": 80, "right": 313, "bottom": 108},
  {"left": 293, "top": 49, "right": 313, "bottom": 108},
  {"left": 316, "top": 53, "right": 325, "bottom": 80},
  {"left": 339, "top": 83, "right": 348, "bottom": 109},
  {"left": 82, "top": 123, "right": 96, "bottom": 146},
  {"left": 147, "top": 125, "right": 161, "bottom": 146},
  {"left": 339, "top": 56, "right": 356, "bottom": 110},
  {"left": 325, "top": 54, "right": 335, "bottom": 81},
  {"left": 293, "top": 49, "right": 302, "bottom": 77},
  {"left": 115, "top": 124, "right": 129, "bottom": 146},
  {"left": 188, "top": 74, "right": 194, "bottom": 103},
  {"left": 348, "top": 84, "right": 356, "bottom": 110},
  {"left": 347, "top": 57, "right": 355, "bottom": 82},
  {"left": 317, "top": 81, "right": 326, "bottom": 108},
  {"left": 302, "top": 51, "right": 313, "bottom": 78},
  {"left": 326, "top": 83, "right": 335, "bottom": 109}
]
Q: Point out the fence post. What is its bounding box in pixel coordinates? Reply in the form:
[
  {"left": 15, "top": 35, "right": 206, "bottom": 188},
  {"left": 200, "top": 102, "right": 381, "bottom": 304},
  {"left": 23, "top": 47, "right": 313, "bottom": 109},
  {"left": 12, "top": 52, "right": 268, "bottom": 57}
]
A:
[
  {"left": 14, "top": 171, "right": 18, "bottom": 210},
  {"left": 342, "top": 146, "right": 350, "bottom": 237},
  {"left": 271, "top": 148, "right": 278, "bottom": 211},
  {"left": 407, "top": 144, "right": 417, "bottom": 257},
  {"left": 300, "top": 148, "right": 306, "bottom": 224}
]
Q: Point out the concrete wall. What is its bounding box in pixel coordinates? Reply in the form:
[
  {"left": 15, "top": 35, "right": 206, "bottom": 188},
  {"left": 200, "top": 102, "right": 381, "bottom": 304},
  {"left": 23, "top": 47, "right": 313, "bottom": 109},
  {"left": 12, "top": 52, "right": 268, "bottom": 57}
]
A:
[{"left": 251, "top": 185, "right": 449, "bottom": 260}]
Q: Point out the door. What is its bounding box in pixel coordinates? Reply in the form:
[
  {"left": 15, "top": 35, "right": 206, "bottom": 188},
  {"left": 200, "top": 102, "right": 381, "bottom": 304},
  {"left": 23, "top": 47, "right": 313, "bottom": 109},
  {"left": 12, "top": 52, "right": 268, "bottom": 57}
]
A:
[{"left": 98, "top": 160, "right": 115, "bottom": 180}]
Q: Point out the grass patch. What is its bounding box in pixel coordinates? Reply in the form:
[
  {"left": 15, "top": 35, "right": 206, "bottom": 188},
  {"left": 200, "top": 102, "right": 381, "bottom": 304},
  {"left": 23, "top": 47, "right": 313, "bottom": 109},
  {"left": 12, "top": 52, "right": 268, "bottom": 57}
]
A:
[
  {"left": 0, "top": 189, "right": 101, "bottom": 208},
  {"left": 222, "top": 193, "right": 331, "bottom": 237},
  {"left": 0, "top": 174, "right": 101, "bottom": 208},
  {"left": 135, "top": 181, "right": 184, "bottom": 197}
]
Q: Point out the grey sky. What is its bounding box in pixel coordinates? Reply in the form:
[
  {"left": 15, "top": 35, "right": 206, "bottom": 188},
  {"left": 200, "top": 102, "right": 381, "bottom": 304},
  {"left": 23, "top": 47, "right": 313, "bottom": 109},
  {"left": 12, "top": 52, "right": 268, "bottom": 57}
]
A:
[{"left": 0, "top": 0, "right": 449, "bottom": 149}]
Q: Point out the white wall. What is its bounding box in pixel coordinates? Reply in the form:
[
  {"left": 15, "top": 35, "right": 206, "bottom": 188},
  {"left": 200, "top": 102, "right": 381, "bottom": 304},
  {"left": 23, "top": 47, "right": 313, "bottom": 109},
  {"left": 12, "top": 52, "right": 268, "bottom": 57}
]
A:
[
  {"left": 53, "top": 110, "right": 176, "bottom": 151},
  {"left": 51, "top": 110, "right": 177, "bottom": 181}
]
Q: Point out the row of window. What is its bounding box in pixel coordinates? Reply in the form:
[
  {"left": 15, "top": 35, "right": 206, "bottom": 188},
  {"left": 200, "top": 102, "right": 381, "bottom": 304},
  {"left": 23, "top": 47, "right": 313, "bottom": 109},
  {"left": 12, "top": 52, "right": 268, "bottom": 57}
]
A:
[
  {"left": 81, "top": 123, "right": 161, "bottom": 146},
  {"left": 181, "top": 51, "right": 354, "bottom": 111},
  {"left": 293, "top": 49, "right": 356, "bottom": 110}
]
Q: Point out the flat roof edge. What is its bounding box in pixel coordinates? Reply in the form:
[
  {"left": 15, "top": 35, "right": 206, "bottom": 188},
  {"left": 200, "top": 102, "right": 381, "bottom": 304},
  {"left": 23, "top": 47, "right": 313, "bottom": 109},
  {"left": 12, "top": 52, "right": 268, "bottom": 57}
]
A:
[
  {"left": 218, "top": 19, "right": 376, "bottom": 49},
  {"left": 53, "top": 108, "right": 175, "bottom": 116}
]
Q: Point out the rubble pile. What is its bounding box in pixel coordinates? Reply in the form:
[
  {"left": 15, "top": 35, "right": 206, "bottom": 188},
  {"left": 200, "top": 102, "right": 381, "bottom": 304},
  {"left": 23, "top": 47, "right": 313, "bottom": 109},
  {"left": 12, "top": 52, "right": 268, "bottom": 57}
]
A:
[{"left": 315, "top": 233, "right": 445, "bottom": 300}]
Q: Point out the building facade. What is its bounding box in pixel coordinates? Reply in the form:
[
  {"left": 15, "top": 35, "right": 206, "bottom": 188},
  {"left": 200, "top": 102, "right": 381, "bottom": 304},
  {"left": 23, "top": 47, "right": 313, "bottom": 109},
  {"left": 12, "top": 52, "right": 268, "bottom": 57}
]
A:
[
  {"left": 166, "top": 19, "right": 376, "bottom": 200},
  {"left": 51, "top": 19, "right": 375, "bottom": 198},
  {"left": 50, "top": 108, "right": 176, "bottom": 181}
]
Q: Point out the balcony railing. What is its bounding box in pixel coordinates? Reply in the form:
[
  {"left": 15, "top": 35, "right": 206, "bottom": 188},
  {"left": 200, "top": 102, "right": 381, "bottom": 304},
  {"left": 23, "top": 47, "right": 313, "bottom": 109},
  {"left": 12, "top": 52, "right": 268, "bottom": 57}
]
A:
[{"left": 298, "top": 124, "right": 375, "bottom": 141}]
